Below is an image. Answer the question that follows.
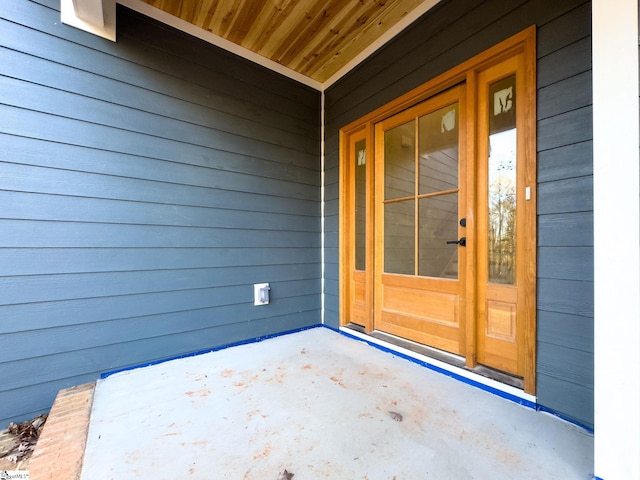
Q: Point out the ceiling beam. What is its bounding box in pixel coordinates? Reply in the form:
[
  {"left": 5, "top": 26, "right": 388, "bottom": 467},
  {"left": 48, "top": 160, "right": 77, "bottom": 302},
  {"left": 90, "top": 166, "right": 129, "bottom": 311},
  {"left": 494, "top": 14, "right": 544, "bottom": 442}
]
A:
[
  {"left": 61, "top": 0, "right": 116, "bottom": 41},
  {"left": 73, "top": 0, "right": 105, "bottom": 27}
]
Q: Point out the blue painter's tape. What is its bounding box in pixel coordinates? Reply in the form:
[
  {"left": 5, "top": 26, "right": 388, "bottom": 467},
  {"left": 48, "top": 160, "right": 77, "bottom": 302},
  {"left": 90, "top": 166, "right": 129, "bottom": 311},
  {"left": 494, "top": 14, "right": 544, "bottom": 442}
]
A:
[
  {"left": 536, "top": 404, "right": 594, "bottom": 434},
  {"left": 328, "top": 325, "right": 536, "bottom": 410},
  {"left": 100, "top": 322, "right": 593, "bottom": 435},
  {"left": 331, "top": 325, "right": 598, "bottom": 433},
  {"left": 99, "top": 324, "right": 324, "bottom": 379}
]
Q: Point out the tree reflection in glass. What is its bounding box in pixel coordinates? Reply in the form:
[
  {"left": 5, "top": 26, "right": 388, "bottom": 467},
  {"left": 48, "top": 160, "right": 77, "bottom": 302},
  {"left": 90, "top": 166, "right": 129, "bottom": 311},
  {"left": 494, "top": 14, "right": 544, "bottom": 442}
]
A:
[{"left": 488, "top": 128, "right": 516, "bottom": 284}]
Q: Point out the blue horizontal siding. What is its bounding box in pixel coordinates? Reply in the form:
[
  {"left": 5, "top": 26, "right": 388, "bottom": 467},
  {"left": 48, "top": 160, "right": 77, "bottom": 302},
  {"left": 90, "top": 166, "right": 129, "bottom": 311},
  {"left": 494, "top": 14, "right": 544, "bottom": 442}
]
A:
[
  {"left": 538, "top": 211, "right": 593, "bottom": 247},
  {"left": 0, "top": 134, "right": 318, "bottom": 206},
  {"left": 1, "top": 105, "right": 318, "bottom": 188},
  {"left": 536, "top": 373, "right": 594, "bottom": 428},
  {"left": 0, "top": 276, "right": 319, "bottom": 335},
  {"left": 538, "top": 141, "right": 592, "bottom": 183},
  {"left": 1, "top": 295, "right": 321, "bottom": 366},
  {"left": 0, "top": 0, "right": 320, "bottom": 425},
  {"left": 0, "top": 75, "right": 317, "bottom": 157},
  {"left": 0, "top": 262, "right": 319, "bottom": 306},
  {"left": 0, "top": 189, "right": 318, "bottom": 230},
  {"left": 0, "top": 221, "right": 318, "bottom": 249}
]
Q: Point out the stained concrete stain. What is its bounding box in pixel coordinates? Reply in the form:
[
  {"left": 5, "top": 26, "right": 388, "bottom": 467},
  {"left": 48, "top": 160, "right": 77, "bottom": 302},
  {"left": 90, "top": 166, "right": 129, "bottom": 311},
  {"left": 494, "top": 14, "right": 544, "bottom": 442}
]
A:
[
  {"left": 185, "top": 388, "right": 211, "bottom": 397},
  {"left": 252, "top": 443, "right": 272, "bottom": 460},
  {"left": 329, "top": 375, "right": 347, "bottom": 388}
]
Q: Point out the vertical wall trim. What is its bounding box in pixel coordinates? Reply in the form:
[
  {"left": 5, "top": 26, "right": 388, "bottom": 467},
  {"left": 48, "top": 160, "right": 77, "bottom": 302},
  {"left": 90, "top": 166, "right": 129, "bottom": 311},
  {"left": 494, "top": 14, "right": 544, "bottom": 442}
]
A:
[
  {"left": 593, "top": 0, "right": 640, "bottom": 478},
  {"left": 321, "top": 91, "right": 326, "bottom": 325}
]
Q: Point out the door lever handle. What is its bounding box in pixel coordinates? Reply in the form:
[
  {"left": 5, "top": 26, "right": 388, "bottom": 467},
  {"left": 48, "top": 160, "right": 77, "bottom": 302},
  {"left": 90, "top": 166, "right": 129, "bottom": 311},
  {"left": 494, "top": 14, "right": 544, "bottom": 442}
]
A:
[{"left": 446, "top": 237, "right": 466, "bottom": 247}]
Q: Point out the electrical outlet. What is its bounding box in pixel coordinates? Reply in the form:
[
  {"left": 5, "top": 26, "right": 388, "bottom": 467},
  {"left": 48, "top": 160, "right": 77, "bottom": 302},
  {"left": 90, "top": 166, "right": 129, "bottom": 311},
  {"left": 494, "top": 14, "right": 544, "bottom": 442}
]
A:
[{"left": 254, "top": 283, "right": 270, "bottom": 306}]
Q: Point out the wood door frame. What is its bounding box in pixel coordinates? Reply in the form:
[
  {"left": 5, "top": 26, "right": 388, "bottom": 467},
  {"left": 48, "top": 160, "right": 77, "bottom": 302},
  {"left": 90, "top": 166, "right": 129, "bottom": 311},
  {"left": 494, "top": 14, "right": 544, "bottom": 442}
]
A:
[{"left": 339, "top": 26, "right": 536, "bottom": 394}]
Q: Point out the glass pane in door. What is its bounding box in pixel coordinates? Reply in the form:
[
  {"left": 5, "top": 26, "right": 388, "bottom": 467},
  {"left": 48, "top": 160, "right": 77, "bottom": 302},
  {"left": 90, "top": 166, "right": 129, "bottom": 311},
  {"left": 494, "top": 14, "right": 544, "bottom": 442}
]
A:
[
  {"left": 384, "top": 120, "right": 416, "bottom": 275},
  {"left": 488, "top": 75, "right": 517, "bottom": 284},
  {"left": 417, "top": 102, "right": 460, "bottom": 279},
  {"left": 384, "top": 200, "right": 415, "bottom": 275},
  {"left": 418, "top": 194, "right": 459, "bottom": 278},
  {"left": 355, "top": 139, "right": 366, "bottom": 270},
  {"left": 384, "top": 120, "right": 415, "bottom": 201},
  {"left": 418, "top": 103, "right": 459, "bottom": 195}
]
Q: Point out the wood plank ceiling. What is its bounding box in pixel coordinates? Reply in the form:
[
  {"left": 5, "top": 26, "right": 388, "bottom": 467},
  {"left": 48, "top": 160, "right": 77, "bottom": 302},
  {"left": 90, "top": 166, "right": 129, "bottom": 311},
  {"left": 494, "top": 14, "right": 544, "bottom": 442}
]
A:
[{"left": 139, "top": 0, "right": 432, "bottom": 84}]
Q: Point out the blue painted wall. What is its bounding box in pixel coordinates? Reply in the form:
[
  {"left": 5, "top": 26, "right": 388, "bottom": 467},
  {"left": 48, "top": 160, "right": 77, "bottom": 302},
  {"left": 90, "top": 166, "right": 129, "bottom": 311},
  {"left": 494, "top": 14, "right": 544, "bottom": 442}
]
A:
[
  {"left": 324, "top": 0, "right": 594, "bottom": 428},
  {"left": 0, "top": 0, "right": 321, "bottom": 425}
]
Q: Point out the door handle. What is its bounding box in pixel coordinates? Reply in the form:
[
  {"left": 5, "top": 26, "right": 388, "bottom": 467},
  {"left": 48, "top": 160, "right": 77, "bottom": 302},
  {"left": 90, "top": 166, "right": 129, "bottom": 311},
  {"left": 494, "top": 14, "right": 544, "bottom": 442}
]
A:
[{"left": 446, "top": 237, "right": 466, "bottom": 247}]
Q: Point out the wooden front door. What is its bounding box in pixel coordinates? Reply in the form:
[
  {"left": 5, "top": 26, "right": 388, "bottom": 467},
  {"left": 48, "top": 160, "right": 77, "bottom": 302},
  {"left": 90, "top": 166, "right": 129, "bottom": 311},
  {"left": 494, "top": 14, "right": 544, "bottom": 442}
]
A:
[
  {"left": 340, "top": 28, "right": 536, "bottom": 392},
  {"left": 374, "top": 86, "right": 467, "bottom": 355}
]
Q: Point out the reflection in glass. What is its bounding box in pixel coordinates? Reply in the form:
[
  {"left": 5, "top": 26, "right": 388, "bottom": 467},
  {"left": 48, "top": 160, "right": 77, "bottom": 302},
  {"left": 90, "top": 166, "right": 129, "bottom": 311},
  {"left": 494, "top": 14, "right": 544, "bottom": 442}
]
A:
[
  {"left": 384, "top": 200, "right": 415, "bottom": 275},
  {"left": 488, "top": 75, "right": 517, "bottom": 284},
  {"left": 384, "top": 119, "right": 416, "bottom": 275},
  {"left": 419, "top": 103, "right": 459, "bottom": 195},
  {"left": 419, "top": 194, "right": 458, "bottom": 278},
  {"left": 382, "top": 103, "right": 461, "bottom": 277},
  {"left": 417, "top": 102, "right": 459, "bottom": 279},
  {"left": 355, "top": 139, "right": 366, "bottom": 270},
  {"left": 384, "top": 120, "right": 415, "bottom": 201}
]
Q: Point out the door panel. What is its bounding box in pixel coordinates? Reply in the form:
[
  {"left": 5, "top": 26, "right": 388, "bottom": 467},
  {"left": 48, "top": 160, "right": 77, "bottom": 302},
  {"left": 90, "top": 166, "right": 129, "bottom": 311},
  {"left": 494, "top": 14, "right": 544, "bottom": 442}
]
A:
[
  {"left": 480, "top": 285, "right": 518, "bottom": 372},
  {"left": 418, "top": 193, "right": 459, "bottom": 278},
  {"left": 352, "top": 270, "right": 368, "bottom": 327},
  {"left": 380, "top": 275, "right": 461, "bottom": 352}
]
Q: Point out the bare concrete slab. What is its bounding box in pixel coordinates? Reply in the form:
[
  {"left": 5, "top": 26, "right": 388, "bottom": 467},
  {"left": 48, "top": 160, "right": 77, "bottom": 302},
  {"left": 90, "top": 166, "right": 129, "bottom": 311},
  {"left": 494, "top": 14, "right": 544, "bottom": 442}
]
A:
[{"left": 80, "top": 327, "right": 593, "bottom": 479}]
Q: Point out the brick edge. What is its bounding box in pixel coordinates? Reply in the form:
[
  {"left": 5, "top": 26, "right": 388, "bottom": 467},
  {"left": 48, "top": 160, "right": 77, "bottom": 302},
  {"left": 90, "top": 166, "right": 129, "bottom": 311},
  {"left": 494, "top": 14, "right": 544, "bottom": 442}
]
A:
[{"left": 28, "top": 382, "right": 96, "bottom": 480}]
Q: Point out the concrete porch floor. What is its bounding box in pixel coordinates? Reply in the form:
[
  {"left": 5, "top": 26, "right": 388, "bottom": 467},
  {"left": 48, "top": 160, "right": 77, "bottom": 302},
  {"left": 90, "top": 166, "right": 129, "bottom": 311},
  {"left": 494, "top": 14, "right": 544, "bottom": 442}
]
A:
[{"left": 49, "top": 327, "right": 593, "bottom": 479}]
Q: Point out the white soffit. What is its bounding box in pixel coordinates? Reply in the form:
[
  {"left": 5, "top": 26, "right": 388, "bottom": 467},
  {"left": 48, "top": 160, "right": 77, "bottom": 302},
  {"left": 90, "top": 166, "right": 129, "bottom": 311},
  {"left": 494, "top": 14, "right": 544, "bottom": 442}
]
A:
[
  {"left": 116, "top": 0, "right": 441, "bottom": 91},
  {"left": 62, "top": 0, "right": 116, "bottom": 41}
]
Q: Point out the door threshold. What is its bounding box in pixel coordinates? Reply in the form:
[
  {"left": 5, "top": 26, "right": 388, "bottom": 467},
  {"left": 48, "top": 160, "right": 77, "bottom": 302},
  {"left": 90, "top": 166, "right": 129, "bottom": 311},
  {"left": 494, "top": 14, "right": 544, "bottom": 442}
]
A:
[
  {"left": 340, "top": 324, "right": 535, "bottom": 406},
  {"left": 348, "top": 324, "right": 468, "bottom": 369}
]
